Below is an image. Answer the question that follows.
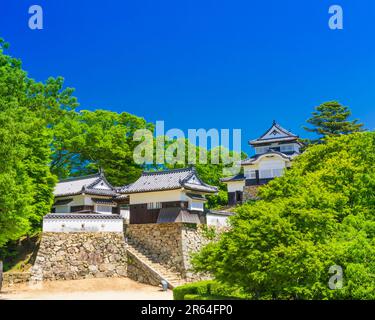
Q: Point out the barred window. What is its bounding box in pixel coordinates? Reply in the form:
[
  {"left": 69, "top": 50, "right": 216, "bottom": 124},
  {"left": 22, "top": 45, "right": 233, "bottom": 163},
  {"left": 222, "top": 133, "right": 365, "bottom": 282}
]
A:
[
  {"left": 245, "top": 170, "right": 256, "bottom": 179},
  {"left": 147, "top": 202, "right": 162, "bottom": 210},
  {"left": 281, "top": 144, "right": 294, "bottom": 152},
  {"left": 96, "top": 205, "right": 112, "bottom": 213}
]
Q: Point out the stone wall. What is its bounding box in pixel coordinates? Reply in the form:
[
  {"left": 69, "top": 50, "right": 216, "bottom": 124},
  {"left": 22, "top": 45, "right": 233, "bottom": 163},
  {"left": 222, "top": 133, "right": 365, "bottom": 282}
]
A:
[
  {"left": 243, "top": 185, "right": 260, "bottom": 201},
  {"left": 2, "top": 271, "right": 31, "bottom": 288},
  {"left": 126, "top": 223, "right": 184, "bottom": 274},
  {"left": 126, "top": 223, "right": 224, "bottom": 280},
  {"left": 181, "top": 226, "right": 211, "bottom": 281},
  {"left": 19, "top": 223, "right": 225, "bottom": 287},
  {"left": 126, "top": 250, "right": 163, "bottom": 287},
  {"left": 31, "top": 232, "right": 127, "bottom": 282}
]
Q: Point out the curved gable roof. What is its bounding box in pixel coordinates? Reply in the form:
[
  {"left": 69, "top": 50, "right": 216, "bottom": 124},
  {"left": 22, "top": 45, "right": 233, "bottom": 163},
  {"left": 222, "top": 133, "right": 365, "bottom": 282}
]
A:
[
  {"left": 54, "top": 172, "right": 118, "bottom": 197},
  {"left": 241, "top": 151, "right": 293, "bottom": 165},
  {"left": 249, "top": 121, "right": 299, "bottom": 145},
  {"left": 119, "top": 167, "right": 218, "bottom": 194}
]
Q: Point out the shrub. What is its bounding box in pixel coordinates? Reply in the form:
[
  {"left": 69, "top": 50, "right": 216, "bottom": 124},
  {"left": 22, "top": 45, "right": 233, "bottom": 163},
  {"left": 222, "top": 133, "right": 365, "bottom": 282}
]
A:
[
  {"left": 184, "top": 294, "right": 239, "bottom": 300},
  {"left": 173, "top": 280, "right": 248, "bottom": 300},
  {"left": 173, "top": 280, "right": 212, "bottom": 300},
  {"left": 192, "top": 132, "right": 375, "bottom": 300}
]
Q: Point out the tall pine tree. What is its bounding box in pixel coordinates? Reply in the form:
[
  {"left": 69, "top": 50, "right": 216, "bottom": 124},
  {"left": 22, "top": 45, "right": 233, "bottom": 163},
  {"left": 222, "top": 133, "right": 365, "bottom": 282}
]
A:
[{"left": 304, "top": 101, "right": 364, "bottom": 142}]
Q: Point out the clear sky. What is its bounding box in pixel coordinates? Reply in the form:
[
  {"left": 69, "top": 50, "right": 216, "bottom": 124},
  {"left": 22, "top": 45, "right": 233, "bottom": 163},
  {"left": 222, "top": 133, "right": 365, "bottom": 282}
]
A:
[{"left": 1, "top": 0, "right": 374, "bottom": 154}]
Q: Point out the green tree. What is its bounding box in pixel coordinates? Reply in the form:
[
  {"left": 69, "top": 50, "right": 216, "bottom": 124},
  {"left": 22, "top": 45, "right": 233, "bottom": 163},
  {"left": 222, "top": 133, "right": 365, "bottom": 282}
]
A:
[
  {"left": 0, "top": 39, "right": 57, "bottom": 246},
  {"left": 192, "top": 132, "right": 375, "bottom": 299},
  {"left": 51, "top": 109, "right": 154, "bottom": 186},
  {"left": 23, "top": 76, "right": 78, "bottom": 229},
  {"left": 304, "top": 101, "right": 364, "bottom": 142},
  {"left": 0, "top": 38, "right": 152, "bottom": 249}
]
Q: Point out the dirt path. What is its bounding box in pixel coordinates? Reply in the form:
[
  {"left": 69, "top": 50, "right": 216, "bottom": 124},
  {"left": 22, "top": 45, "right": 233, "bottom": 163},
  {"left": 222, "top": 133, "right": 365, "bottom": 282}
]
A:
[{"left": 0, "top": 278, "right": 173, "bottom": 300}]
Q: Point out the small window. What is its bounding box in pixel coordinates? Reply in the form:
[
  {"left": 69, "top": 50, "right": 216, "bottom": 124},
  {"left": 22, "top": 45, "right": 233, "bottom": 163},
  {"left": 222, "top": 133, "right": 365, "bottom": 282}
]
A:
[
  {"left": 256, "top": 147, "right": 269, "bottom": 154},
  {"left": 96, "top": 205, "right": 112, "bottom": 213},
  {"left": 147, "top": 202, "right": 162, "bottom": 210},
  {"left": 259, "top": 169, "right": 273, "bottom": 179},
  {"left": 260, "top": 168, "right": 284, "bottom": 179},
  {"left": 245, "top": 170, "right": 256, "bottom": 179},
  {"left": 281, "top": 145, "right": 294, "bottom": 152}
]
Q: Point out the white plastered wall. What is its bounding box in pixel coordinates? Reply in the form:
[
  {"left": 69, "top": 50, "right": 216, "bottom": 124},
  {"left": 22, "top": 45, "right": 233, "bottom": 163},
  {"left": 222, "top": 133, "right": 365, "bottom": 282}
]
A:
[
  {"left": 225, "top": 180, "right": 245, "bottom": 193},
  {"left": 243, "top": 155, "right": 291, "bottom": 178},
  {"left": 206, "top": 214, "right": 230, "bottom": 227},
  {"left": 129, "top": 189, "right": 186, "bottom": 205},
  {"left": 129, "top": 189, "right": 210, "bottom": 212},
  {"left": 43, "top": 217, "right": 124, "bottom": 232},
  {"left": 54, "top": 194, "right": 115, "bottom": 214}
]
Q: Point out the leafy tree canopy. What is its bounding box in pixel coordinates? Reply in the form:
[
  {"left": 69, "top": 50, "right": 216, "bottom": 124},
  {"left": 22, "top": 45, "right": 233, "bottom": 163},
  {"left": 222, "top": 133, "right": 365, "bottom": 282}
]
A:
[
  {"left": 0, "top": 39, "right": 57, "bottom": 246},
  {"left": 51, "top": 109, "right": 154, "bottom": 186},
  {"left": 192, "top": 132, "right": 375, "bottom": 299},
  {"left": 0, "top": 39, "right": 152, "bottom": 247},
  {"left": 304, "top": 101, "right": 364, "bottom": 142}
]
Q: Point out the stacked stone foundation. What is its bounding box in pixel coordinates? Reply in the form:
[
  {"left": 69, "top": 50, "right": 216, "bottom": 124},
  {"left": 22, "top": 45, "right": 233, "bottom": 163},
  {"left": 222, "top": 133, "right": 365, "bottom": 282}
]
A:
[
  {"left": 243, "top": 185, "right": 260, "bottom": 201},
  {"left": 27, "top": 224, "right": 226, "bottom": 287},
  {"left": 126, "top": 223, "right": 225, "bottom": 282},
  {"left": 31, "top": 232, "right": 127, "bottom": 282},
  {"left": 1, "top": 272, "right": 31, "bottom": 288}
]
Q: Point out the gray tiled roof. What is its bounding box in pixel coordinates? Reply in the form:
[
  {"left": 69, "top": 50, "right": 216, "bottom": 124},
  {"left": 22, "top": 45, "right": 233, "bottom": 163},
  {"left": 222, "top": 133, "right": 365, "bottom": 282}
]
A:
[
  {"left": 220, "top": 173, "right": 245, "bottom": 183},
  {"left": 81, "top": 187, "right": 118, "bottom": 197},
  {"left": 156, "top": 208, "right": 201, "bottom": 224},
  {"left": 54, "top": 172, "right": 119, "bottom": 197},
  {"left": 119, "top": 167, "right": 218, "bottom": 194},
  {"left": 44, "top": 213, "right": 123, "bottom": 220},
  {"left": 91, "top": 198, "right": 117, "bottom": 206},
  {"left": 53, "top": 198, "right": 74, "bottom": 206},
  {"left": 249, "top": 121, "right": 299, "bottom": 145},
  {"left": 186, "top": 193, "right": 207, "bottom": 201},
  {"left": 183, "top": 182, "right": 218, "bottom": 193},
  {"left": 207, "top": 210, "right": 234, "bottom": 217}
]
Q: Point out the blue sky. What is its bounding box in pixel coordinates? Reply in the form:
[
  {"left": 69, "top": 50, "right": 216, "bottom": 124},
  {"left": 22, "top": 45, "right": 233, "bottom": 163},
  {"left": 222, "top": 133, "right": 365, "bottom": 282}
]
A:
[{"left": 1, "top": 0, "right": 374, "bottom": 154}]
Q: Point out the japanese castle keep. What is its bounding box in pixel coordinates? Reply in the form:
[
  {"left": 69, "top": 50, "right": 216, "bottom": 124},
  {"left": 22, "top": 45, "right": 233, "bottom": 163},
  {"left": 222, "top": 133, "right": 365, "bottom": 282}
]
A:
[{"left": 222, "top": 121, "right": 303, "bottom": 205}]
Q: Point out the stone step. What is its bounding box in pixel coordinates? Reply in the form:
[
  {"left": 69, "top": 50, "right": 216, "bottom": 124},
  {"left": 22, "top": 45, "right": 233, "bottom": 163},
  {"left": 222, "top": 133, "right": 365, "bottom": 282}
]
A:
[
  {"left": 129, "top": 254, "right": 179, "bottom": 274},
  {"left": 127, "top": 252, "right": 177, "bottom": 271},
  {"left": 126, "top": 242, "right": 188, "bottom": 289}
]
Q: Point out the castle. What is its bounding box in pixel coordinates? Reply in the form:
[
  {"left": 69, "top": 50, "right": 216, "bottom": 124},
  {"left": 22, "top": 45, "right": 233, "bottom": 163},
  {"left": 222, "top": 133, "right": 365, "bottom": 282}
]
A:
[
  {"left": 28, "top": 121, "right": 303, "bottom": 288},
  {"left": 221, "top": 121, "right": 303, "bottom": 205},
  {"left": 43, "top": 121, "right": 302, "bottom": 232}
]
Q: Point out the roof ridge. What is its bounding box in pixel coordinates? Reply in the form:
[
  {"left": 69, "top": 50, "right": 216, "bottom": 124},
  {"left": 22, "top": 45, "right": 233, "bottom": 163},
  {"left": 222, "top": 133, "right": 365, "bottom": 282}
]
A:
[
  {"left": 86, "top": 187, "right": 115, "bottom": 191},
  {"left": 142, "top": 166, "right": 194, "bottom": 176},
  {"left": 254, "top": 121, "right": 298, "bottom": 142},
  {"left": 179, "top": 170, "right": 196, "bottom": 184},
  {"left": 58, "top": 173, "right": 101, "bottom": 183},
  {"left": 86, "top": 173, "right": 115, "bottom": 190},
  {"left": 273, "top": 123, "right": 298, "bottom": 137},
  {"left": 181, "top": 171, "right": 217, "bottom": 191},
  {"left": 86, "top": 176, "right": 104, "bottom": 189}
]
